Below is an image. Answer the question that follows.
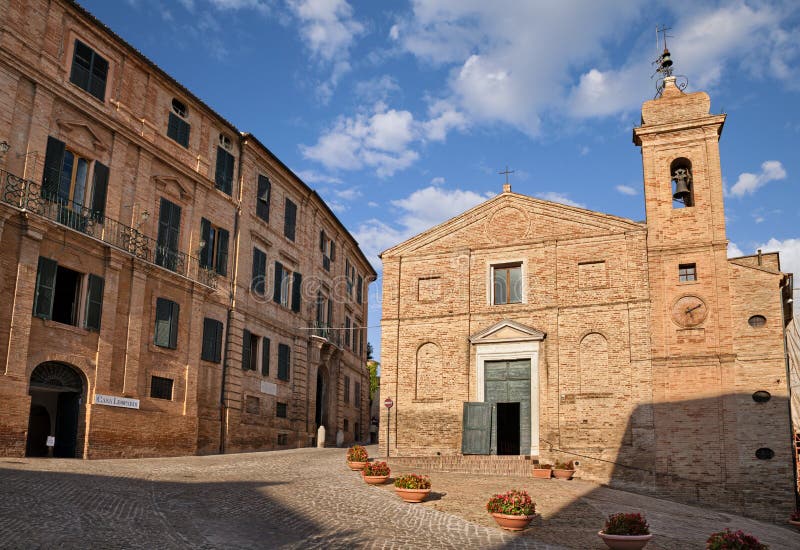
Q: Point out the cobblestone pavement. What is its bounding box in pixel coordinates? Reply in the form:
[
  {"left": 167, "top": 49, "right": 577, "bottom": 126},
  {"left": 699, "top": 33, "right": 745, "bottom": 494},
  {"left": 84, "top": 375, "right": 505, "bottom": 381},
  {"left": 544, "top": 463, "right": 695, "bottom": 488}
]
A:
[{"left": 0, "top": 446, "right": 561, "bottom": 549}]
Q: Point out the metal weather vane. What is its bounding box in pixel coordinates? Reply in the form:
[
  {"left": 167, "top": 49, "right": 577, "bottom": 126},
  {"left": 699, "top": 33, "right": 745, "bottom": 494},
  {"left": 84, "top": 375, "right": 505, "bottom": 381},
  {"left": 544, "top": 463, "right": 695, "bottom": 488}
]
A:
[{"left": 651, "top": 25, "right": 688, "bottom": 97}]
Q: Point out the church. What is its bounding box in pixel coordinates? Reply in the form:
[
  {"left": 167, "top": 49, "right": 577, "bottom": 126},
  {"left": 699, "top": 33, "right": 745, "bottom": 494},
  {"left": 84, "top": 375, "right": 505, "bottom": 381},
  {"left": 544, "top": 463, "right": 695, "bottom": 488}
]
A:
[{"left": 378, "top": 69, "right": 795, "bottom": 520}]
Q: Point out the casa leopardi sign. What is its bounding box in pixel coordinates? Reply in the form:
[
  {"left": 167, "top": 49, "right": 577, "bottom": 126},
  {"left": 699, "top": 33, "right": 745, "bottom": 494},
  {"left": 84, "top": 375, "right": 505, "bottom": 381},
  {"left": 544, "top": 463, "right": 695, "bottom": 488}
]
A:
[{"left": 94, "top": 393, "right": 140, "bottom": 409}]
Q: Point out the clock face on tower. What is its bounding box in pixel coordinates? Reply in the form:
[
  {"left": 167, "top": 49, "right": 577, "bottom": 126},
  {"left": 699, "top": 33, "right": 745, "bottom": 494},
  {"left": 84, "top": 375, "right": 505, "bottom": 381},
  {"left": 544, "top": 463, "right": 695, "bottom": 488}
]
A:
[{"left": 671, "top": 295, "right": 708, "bottom": 327}]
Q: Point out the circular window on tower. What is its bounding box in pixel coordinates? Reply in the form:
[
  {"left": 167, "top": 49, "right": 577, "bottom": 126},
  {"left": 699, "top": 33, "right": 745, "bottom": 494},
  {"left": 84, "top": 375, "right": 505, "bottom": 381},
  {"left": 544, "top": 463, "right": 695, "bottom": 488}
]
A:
[
  {"left": 755, "top": 448, "right": 774, "bottom": 460},
  {"left": 748, "top": 315, "right": 766, "bottom": 328},
  {"left": 752, "top": 390, "right": 771, "bottom": 403}
]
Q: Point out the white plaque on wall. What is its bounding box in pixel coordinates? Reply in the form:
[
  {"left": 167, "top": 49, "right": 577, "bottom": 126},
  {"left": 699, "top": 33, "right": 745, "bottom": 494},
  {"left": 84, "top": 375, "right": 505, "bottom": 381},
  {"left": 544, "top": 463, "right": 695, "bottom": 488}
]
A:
[
  {"left": 94, "top": 394, "right": 140, "bottom": 409},
  {"left": 260, "top": 381, "right": 277, "bottom": 396}
]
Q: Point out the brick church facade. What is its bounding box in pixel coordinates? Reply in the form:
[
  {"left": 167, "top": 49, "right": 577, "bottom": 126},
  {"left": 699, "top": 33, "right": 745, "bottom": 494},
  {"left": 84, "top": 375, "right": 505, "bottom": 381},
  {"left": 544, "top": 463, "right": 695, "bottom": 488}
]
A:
[
  {"left": 0, "top": 0, "right": 374, "bottom": 459},
  {"left": 379, "top": 76, "right": 795, "bottom": 519}
]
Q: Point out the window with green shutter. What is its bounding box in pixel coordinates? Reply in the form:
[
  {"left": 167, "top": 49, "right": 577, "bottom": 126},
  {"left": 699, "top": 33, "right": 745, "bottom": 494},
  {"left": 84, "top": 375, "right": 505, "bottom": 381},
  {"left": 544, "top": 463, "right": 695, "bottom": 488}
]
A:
[
  {"left": 356, "top": 274, "right": 363, "bottom": 304},
  {"left": 277, "top": 343, "right": 291, "bottom": 381},
  {"left": 283, "top": 198, "right": 297, "bottom": 241},
  {"left": 156, "top": 198, "right": 181, "bottom": 272},
  {"left": 84, "top": 274, "right": 104, "bottom": 331},
  {"left": 214, "top": 146, "right": 234, "bottom": 195},
  {"left": 257, "top": 175, "right": 270, "bottom": 222},
  {"left": 199, "top": 218, "right": 229, "bottom": 276},
  {"left": 261, "top": 336, "right": 270, "bottom": 376},
  {"left": 154, "top": 298, "right": 179, "bottom": 349},
  {"left": 90, "top": 162, "right": 109, "bottom": 221},
  {"left": 69, "top": 40, "right": 108, "bottom": 101},
  {"left": 33, "top": 257, "right": 58, "bottom": 320},
  {"left": 252, "top": 248, "right": 267, "bottom": 295},
  {"left": 201, "top": 317, "right": 223, "bottom": 363},
  {"left": 167, "top": 99, "right": 190, "bottom": 147}
]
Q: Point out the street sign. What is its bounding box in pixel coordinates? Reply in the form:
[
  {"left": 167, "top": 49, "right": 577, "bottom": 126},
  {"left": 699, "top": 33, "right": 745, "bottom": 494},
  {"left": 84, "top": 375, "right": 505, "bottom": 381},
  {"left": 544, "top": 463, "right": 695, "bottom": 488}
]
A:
[{"left": 384, "top": 397, "right": 393, "bottom": 409}]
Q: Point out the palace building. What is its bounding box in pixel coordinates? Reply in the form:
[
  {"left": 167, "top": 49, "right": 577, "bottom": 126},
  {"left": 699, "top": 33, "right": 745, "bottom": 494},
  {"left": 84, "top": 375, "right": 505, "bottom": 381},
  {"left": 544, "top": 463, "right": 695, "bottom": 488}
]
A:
[
  {"left": 379, "top": 70, "right": 795, "bottom": 519},
  {"left": 0, "top": 0, "right": 374, "bottom": 459}
]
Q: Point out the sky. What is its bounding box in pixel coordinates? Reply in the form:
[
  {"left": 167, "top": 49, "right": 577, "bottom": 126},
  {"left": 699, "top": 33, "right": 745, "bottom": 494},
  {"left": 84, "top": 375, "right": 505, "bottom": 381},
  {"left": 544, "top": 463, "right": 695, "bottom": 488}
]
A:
[{"left": 83, "top": 0, "right": 800, "bottom": 361}]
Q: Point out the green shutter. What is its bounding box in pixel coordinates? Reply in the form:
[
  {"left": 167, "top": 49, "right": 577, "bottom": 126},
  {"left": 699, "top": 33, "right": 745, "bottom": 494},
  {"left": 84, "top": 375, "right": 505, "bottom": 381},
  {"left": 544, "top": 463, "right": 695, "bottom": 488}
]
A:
[
  {"left": 168, "top": 301, "right": 179, "bottom": 349},
  {"left": 215, "top": 227, "right": 229, "bottom": 276},
  {"left": 33, "top": 257, "right": 58, "bottom": 319},
  {"left": 273, "top": 261, "right": 283, "bottom": 304},
  {"left": 154, "top": 298, "right": 171, "bottom": 347},
  {"left": 257, "top": 175, "right": 271, "bottom": 221},
  {"left": 278, "top": 343, "right": 290, "bottom": 381},
  {"left": 462, "top": 402, "right": 492, "bottom": 455},
  {"left": 42, "top": 137, "right": 66, "bottom": 200},
  {"left": 356, "top": 274, "right": 363, "bottom": 304},
  {"left": 261, "top": 337, "right": 270, "bottom": 376},
  {"left": 252, "top": 248, "right": 266, "bottom": 294},
  {"left": 214, "top": 319, "right": 223, "bottom": 362},
  {"left": 284, "top": 199, "right": 296, "bottom": 240},
  {"left": 320, "top": 230, "right": 325, "bottom": 251},
  {"left": 90, "top": 162, "right": 109, "bottom": 221},
  {"left": 291, "top": 272, "right": 302, "bottom": 313},
  {"left": 242, "top": 329, "right": 251, "bottom": 371},
  {"left": 156, "top": 198, "right": 181, "bottom": 270},
  {"left": 199, "top": 218, "right": 211, "bottom": 269},
  {"left": 329, "top": 240, "right": 335, "bottom": 261},
  {"left": 84, "top": 274, "right": 104, "bottom": 331},
  {"left": 202, "top": 317, "right": 222, "bottom": 362}
]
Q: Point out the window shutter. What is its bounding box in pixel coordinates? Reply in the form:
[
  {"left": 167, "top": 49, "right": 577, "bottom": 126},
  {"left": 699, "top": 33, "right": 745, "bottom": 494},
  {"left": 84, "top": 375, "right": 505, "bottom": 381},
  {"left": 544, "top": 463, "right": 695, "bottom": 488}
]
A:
[
  {"left": 85, "top": 274, "right": 104, "bottom": 331},
  {"left": 42, "top": 136, "right": 66, "bottom": 199},
  {"left": 33, "top": 257, "right": 58, "bottom": 319},
  {"left": 156, "top": 198, "right": 181, "bottom": 271},
  {"left": 320, "top": 230, "right": 325, "bottom": 252},
  {"left": 154, "top": 298, "right": 171, "bottom": 347},
  {"left": 90, "top": 162, "right": 109, "bottom": 221},
  {"left": 284, "top": 199, "right": 296, "bottom": 241},
  {"left": 356, "top": 275, "right": 363, "bottom": 304},
  {"left": 461, "top": 402, "right": 492, "bottom": 455},
  {"left": 256, "top": 175, "right": 270, "bottom": 221},
  {"left": 70, "top": 40, "right": 92, "bottom": 91},
  {"left": 215, "top": 228, "right": 229, "bottom": 276},
  {"left": 214, "top": 146, "right": 226, "bottom": 192},
  {"left": 278, "top": 343, "right": 290, "bottom": 381},
  {"left": 330, "top": 240, "right": 335, "bottom": 261},
  {"left": 89, "top": 52, "right": 108, "bottom": 101},
  {"left": 199, "top": 218, "right": 211, "bottom": 268},
  {"left": 327, "top": 299, "right": 332, "bottom": 331},
  {"left": 261, "top": 337, "right": 270, "bottom": 376},
  {"left": 168, "top": 301, "right": 180, "bottom": 349},
  {"left": 214, "top": 319, "right": 223, "bottom": 362},
  {"left": 273, "top": 261, "right": 283, "bottom": 304},
  {"left": 202, "top": 318, "right": 222, "bottom": 362},
  {"left": 252, "top": 248, "right": 266, "bottom": 295},
  {"left": 291, "top": 272, "right": 302, "bottom": 313},
  {"left": 167, "top": 113, "right": 190, "bottom": 147},
  {"left": 242, "top": 329, "right": 251, "bottom": 371}
]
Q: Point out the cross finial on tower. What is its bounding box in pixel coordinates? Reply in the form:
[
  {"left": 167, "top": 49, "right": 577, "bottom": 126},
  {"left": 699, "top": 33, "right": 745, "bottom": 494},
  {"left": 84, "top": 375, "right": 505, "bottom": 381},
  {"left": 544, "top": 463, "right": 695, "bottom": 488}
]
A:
[{"left": 499, "top": 165, "right": 515, "bottom": 193}]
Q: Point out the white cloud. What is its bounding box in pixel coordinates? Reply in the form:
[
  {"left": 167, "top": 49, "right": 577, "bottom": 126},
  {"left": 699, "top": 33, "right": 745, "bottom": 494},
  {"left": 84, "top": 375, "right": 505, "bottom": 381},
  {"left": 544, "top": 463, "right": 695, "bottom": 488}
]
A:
[
  {"left": 758, "top": 238, "right": 800, "bottom": 277},
  {"left": 730, "top": 160, "right": 787, "bottom": 197},
  {"left": 615, "top": 184, "right": 638, "bottom": 196},
  {"left": 209, "top": 0, "right": 271, "bottom": 14},
  {"left": 353, "top": 185, "right": 493, "bottom": 269},
  {"left": 354, "top": 75, "right": 400, "bottom": 103},
  {"left": 535, "top": 191, "right": 586, "bottom": 209},
  {"left": 579, "top": 146, "right": 590, "bottom": 156},
  {"left": 367, "top": 201, "right": 379, "bottom": 207},
  {"left": 334, "top": 187, "right": 361, "bottom": 200},
  {"left": 296, "top": 169, "right": 343, "bottom": 184},
  {"left": 178, "top": 0, "right": 195, "bottom": 10},
  {"left": 430, "top": 176, "right": 445, "bottom": 186},
  {"left": 727, "top": 242, "right": 744, "bottom": 258},
  {"left": 422, "top": 100, "right": 468, "bottom": 141}
]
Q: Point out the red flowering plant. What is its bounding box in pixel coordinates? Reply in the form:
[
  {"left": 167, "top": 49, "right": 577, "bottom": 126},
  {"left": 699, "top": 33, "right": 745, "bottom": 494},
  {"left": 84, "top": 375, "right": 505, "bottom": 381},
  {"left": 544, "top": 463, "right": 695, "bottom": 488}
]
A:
[
  {"left": 705, "top": 529, "right": 768, "bottom": 550},
  {"left": 790, "top": 509, "right": 800, "bottom": 522},
  {"left": 602, "top": 513, "right": 650, "bottom": 536},
  {"left": 362, "top": 461, "right": 390, "bottom": 476},
  {"left": 346, "top": 445, "right": 368, "bottom": 462},
  {"left": 486, "top": 489, "right": 536, "bottom": 516},
  {"left": 394, "top": 474, "right": 431, "bottom": 490}
]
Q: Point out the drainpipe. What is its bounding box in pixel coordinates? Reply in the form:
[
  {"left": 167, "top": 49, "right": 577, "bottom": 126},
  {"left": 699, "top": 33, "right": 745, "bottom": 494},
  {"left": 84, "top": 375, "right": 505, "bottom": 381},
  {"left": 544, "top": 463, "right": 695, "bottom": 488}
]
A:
[{"left": 219, "top": 134, "right": 245, "bottom": 454}]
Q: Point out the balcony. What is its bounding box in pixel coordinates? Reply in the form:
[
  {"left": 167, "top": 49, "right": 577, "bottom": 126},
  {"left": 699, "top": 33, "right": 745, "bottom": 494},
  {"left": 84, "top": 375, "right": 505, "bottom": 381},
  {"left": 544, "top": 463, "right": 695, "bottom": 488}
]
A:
[
  {"left": 1, "top": 168, "right": 217, "bottom": 288},
  {"left": 312, "top": 321, "right": 341, "bottom": 348}
]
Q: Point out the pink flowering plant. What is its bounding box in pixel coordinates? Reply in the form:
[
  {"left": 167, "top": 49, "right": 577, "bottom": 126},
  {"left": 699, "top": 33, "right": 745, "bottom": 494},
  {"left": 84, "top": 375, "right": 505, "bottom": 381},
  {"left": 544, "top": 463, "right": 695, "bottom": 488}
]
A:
[
  {"left": 346, "top": 445, "right": 368, "bottom": 462},
  {"left": 486, "top": 489, "right": 536, "bottom": 516},
  {"left": 790, "top": 509, "right": 800, "bottom": 522},
  {"left": 602, "top": 513, "right": 650, "bottom": 536},
  {"left": 705, "top": 529, "right": 768, "bottom": 550},
  {"left": 362, "top": 461, "right": 390, "bottom": 476},
  {"left": 394, "top": 474, "right": 431, "bottom": 490}
]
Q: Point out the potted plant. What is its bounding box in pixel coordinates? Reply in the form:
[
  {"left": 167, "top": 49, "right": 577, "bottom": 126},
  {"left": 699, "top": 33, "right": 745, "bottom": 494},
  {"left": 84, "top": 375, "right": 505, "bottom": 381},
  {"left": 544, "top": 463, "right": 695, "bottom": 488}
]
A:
[
  {"left": 789, "top": 510, "right": 800, "bottom": 530},
  {"left": 552, "top": 460, "right": 575, "bottom": 480},
  {"left": 346, "top": 445, "right": 368, "bottom": 470},
  {"left": 393, "top": 473, "right": 431, "bottom": 503},
  {"left": 598, "top": 512, "right": 652, "bottom": 550},
  {"left": 362, "top": 460, "right": 390, "bottom": 484},
  {"left": 705, "top": 529, "right": 768, "bottom": 549},
  {"left": 485, "top": 489, "right": 536, "bottom": 531},
  {"left": 532, "top": 463, "right": 552, "bottom": 479}
]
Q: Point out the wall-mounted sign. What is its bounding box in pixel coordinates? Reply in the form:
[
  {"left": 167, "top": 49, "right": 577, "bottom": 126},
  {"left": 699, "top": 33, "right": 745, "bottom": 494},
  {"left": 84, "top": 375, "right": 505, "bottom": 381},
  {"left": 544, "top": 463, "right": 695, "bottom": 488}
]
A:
[
  {"left": 46, "top": 436, "right": 55, "bottom": 447},
  {"left": 261, "top": 381, "right": 277, "bottom": 396},
  {"left": 94, "top": 394, "right": 140, "bottom": 409}
]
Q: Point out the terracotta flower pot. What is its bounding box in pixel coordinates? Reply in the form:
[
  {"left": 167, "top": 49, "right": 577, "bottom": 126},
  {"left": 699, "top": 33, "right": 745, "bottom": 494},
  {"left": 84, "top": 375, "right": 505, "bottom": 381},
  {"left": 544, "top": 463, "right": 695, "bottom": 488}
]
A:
[
  {"left": 362, "top": 473, "right": 390, "bottom": 485},
  {"left": 395, "top": 487, "right": 431, "bottom": 503},
  {"left": 789, "top": 519, "right": 800, "bottom": 530},
  {"left": 532, "top": 468, "right": 552, "bottom": 479},
  {"left": 598, "top": 532, "right": 653, "bottom": 550},
  {"left": 552, "top": 468, "right": 575, "bottom": 480},
  {"left": 490, "top": 512, "right": 535, "bottom": 531},
  {"left": 347, "top": 460, "right": 367, "bottom": 470}
]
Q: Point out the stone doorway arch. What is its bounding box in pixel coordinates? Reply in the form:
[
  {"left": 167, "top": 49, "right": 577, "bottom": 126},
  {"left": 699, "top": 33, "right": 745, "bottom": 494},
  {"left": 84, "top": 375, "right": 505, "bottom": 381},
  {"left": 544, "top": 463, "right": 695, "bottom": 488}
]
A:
[{"left": 26, "top": 362, "right": 85, "bottom": 458}]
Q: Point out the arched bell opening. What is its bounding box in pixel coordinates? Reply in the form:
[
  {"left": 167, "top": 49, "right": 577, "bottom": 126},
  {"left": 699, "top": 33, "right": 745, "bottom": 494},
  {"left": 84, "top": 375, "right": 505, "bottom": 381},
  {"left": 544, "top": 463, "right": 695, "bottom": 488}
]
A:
[
  {"left": 671, "top": 157, "right": 694, "bottom": 208},
  {"left": 26, "top": 362, "right": 86, "bottom": 458}
]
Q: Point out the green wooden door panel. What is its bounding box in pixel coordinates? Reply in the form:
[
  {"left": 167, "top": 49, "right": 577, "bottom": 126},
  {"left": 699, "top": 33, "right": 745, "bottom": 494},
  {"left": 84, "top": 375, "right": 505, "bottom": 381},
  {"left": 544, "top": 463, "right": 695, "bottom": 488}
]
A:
[
  {"left": 482, "top": 359, "right": 532, "bottom": 455},
  {"left": 462, "top": 402, "right": 492, "bottom": 455}
]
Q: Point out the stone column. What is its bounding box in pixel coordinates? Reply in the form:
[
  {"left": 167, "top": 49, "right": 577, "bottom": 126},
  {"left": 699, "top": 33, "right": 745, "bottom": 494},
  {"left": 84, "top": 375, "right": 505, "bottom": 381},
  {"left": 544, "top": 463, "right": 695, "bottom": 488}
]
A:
[
  {"left": 93, "top": 250, "right": 124, "bottom": 394},
  {"left": 122, "top": 265, "right": 148, "bottom": 396}
]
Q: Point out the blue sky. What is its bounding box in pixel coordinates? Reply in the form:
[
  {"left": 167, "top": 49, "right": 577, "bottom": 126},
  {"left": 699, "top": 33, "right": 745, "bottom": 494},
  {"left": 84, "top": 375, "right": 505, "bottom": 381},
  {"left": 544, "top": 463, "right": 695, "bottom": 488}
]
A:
[{"left": 83, "top": 0, "right": 799, "bottom": 361}]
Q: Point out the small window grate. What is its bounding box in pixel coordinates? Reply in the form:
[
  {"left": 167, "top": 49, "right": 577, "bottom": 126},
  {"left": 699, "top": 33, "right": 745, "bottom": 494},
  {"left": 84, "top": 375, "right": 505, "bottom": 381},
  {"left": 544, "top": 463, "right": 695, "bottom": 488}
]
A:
[
  {"left": 752, "top": 390, "right": 771, "bottom": 403},
  {"left": 755, "top": 448, "right": 774, "bottom": 460},
  {"left": 150, "top": 376, "right": 173, "bottom": 400},
  {"left": 748, "top": 315, "right": 766, "bottom": 328},
  {"left": 276, "top": 402, "right": 287, "bottom": 418}
]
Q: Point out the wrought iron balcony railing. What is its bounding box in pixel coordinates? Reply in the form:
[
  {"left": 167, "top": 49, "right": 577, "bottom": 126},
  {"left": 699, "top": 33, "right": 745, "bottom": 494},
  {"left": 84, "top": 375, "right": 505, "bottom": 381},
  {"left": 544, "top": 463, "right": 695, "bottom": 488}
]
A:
[
  {"left": 312, "top": 321, "right": 341, "bottom": 348},
  {"left": 1, "top": 168, "right": 217, "bottom": 288}
]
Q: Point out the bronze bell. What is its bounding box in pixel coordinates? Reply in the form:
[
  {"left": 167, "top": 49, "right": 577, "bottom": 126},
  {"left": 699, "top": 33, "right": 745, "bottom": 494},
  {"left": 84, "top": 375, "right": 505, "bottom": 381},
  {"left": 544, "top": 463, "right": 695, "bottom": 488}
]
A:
[{"left": 673, "top": 179, "right": 691, "bottom": 202}]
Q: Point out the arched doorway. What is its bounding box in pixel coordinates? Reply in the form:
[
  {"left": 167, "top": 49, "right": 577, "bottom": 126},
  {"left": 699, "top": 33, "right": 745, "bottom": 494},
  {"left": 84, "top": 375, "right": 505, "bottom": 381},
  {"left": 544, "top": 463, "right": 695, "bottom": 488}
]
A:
[
  {"left": 315, "top": 365, "right": 329, "bottom": 430},
  {"left": 26, "top": 362, "right": 84, "bottom": 458}
]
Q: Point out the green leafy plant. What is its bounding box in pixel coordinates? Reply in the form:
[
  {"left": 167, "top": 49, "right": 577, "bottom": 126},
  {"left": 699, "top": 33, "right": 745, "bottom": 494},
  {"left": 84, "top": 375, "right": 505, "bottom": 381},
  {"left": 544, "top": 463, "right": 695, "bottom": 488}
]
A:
[
  {"left": 363, "top": 461, "right": 390, "bottom": 476},
  {"left": 706, "top": 529, "right": 768, "bottom": 550},
  {"left": 602, "top": 513, "right": 650, "bottom": 536},
  {"left": 534, "top": 464, "right": 552, "bottom": 469},
  {"left": 346, "top": 445, "right": 368, "bottom": 462},
  {"left": 394, "top": 473, "right": 431, "bottom": 489},
  {"left": 486, "top": 489, "right": 535, "bottom": 516},
  {"left": 553, "top": 460, "right": 574, "bottom": 470}
]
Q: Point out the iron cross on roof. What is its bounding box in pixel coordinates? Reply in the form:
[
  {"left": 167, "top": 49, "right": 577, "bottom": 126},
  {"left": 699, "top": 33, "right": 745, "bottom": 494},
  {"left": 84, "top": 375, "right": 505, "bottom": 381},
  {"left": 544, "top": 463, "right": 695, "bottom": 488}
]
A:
[{"left": 499, "top": 166, "right": 515, "bottom": 192}]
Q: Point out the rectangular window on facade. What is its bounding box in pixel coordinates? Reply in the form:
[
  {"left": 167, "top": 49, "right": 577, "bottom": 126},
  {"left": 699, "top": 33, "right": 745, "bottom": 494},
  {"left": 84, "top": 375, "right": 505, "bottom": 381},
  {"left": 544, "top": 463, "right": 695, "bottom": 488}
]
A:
[
  {"left": 261, "top": 336, "right": 270, "bottom": 377},
  {"left": 150, "top": 376, "right": 173, "bottom": 400},
  {"left": 199, "top": 218, "right": 229, "bottom": 276},
  {"left": 245, "top": 395, "right": 260, "bottom": 414},
  {"left": 276, "top": 402, "right": 287, "bottom": 418},
  {"left": 69, "top": 39, "right": 108, "bottom": 101},
  {"left": 284, "top": 198, "right": 297, "bottom": 241},
  {"left": 345, "top": 260, "right": 355, "bottom": 296},
  {"left": 256, "top": 174, "right": 271, "bottom": 222},
  {"left": 277, "top": 433, "right": 288, "bottom": 445},
  {"left": 355, "top": 320, "right": 364, "bottom": 357},
  {"left": 201, "top": 317, "right": 223, "bottom": 363},
  {"left": 33, "top": 257, "right": 104, "bottom": 331},
  {"left": 277, "top": 343, "right": 291, "bottom": 381},
  {"left": 273, "top": 262, "right": 302, "bottom": 312},
  {"left": 356, "top": 274, "right": 363, "bottom": 305},
  {"left": 355, "top": 382, "right": 361, "bottom": 407},
  {"left": 241, "top": 329, "right": 260, "bottom": 372},
  {"left": 154, "top": 298, "right": 180, "bottom": 349},
  {"left": 251, "top": 248, "right": 267, "bottom": 295},
  {"left": 492, "top": 263, "right": 522, "bottom": 305},
  {"left": 320, "top": 230, "right": 335, "bottom": 271},
  {"left": 344, "top": 316, "right": 351, "bottom": 348},
  {"left": 344, "top": 375, "right": 350, "bottom": 403},
  {"left": 167, "top": 99, "right": 190, "bottom": 148},
  {"left": 679, "top": 263, "right": 697, "bottom": 282},
  {"left": 343, "top": 419, "right": 349, "bottom": 432},
  {"left": 215, "top": 146, "right": 235, "bottom": 195},
  {"left": 156, "top": 198, "right": 181, "bottom": 272}
]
